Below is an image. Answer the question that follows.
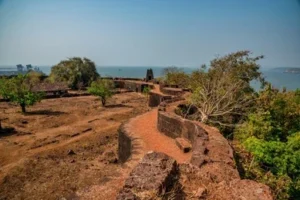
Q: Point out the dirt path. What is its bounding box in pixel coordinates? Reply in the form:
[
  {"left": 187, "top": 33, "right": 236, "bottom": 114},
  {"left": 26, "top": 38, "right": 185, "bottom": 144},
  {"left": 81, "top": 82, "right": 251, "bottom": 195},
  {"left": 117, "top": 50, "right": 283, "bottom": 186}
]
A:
[{"left": 129, "top": 108, "right": 191, "bottom": 163}]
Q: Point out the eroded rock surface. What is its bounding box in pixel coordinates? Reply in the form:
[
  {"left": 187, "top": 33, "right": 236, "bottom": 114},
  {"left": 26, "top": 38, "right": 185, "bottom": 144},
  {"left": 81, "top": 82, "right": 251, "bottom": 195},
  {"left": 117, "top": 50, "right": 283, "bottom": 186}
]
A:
[{"left": 117, "top": 152, "right": 178, "bottom": 199}]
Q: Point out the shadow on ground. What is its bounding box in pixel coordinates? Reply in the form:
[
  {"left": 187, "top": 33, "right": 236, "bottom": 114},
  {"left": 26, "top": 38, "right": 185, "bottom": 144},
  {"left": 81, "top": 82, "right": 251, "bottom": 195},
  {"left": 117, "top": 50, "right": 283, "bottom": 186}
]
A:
[
  {"left": 25, "top": 110, "right": 66, "bottom": 116},
  {"left": 105, "top": 104, "right": 133, "bottom": 108},
  {"left": 0, "top": 127, "right": 17, "bottom": 138}
]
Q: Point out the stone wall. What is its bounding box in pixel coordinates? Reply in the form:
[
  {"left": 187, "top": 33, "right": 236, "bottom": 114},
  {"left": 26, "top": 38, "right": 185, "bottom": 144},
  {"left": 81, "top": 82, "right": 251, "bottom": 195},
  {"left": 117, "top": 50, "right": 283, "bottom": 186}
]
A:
[
  {"left": 118, "top": 124, "right": 132, "bottom": 163},
  {"left": 113, "top": 80, "right": 153, "bottom": 93},
  {"left": 157, "top": 111, "right": 207, "bottom": 142},
  {"left": 161, "top": 87, "right": 184, "bottom": 96},
  {"left": 117, "top": 101, "right": 273, "bottom": 199},
  {"left": 117, "top": 114, "right": 146, "bottom": 163},
  {"left": 157, "top": 107, "right": 235, "bottom": 170},
  {"left": 159, "top": 84, "right": 184, "bottom": 96},
  {"left": 148, "top": 92, "right": 172, "bottom": 107}
]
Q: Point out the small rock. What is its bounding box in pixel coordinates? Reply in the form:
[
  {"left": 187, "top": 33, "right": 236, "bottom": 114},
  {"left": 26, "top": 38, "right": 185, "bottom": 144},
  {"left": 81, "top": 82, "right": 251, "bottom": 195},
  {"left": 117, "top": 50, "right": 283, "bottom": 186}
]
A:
[
  {"left": 70, "top": 159, "right": 75, "bottom": 163},
  {"left": 108, "top": 157, "right": 118, "bottom": 164},
  {"left": 21, "top": 120, "right": 28, "bottom": 124},
  {"left": 67, "top": 149, "right": 76, "bottom": 155}
]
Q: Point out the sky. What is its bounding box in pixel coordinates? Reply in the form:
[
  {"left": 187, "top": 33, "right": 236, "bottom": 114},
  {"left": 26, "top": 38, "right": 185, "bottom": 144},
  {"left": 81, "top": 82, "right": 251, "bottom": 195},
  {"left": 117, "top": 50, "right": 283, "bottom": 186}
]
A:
[{"left": 0, "top": 0, "right": 299, "bottom": 68}]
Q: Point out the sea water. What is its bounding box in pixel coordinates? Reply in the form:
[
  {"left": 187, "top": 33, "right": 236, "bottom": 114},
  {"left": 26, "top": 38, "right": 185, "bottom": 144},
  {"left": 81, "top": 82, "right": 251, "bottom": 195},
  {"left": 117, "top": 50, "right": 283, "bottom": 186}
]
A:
[{"left": 1, "top": 66, "right": 299, "bottom": 91}]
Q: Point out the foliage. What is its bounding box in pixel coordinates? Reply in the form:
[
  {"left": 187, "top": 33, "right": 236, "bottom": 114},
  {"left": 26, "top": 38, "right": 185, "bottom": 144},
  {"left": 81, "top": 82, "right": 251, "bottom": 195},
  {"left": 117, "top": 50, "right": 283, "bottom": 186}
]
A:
[
  {"left": 143, "top": 86, "right": 151, "bottom": 94},
  {"left": 26, "top": 71, "right": 45, "bottom": 85},
  {"left": 189, "top": 51, "right": 265, "bottom": 125},
  {"left": 49, "top": 57, "right": 99, "bottom": 89},
  {"left": 143, "top": 86, "right": 151, "bottom": 104},
  {"left": 88, "top": 79, "right": 114, "bottom": 106},
  {"left": 235, "top": 88, "right": 300, "bottom": 199},
  {"left": 162, "top": 66, "right": 190, "bottom": 88},
  {"left": 0, "top": 77, "right": 11, "bottom": 100},
  {"left": 1, "top": 75, "right": 44, "bottom": 113}
]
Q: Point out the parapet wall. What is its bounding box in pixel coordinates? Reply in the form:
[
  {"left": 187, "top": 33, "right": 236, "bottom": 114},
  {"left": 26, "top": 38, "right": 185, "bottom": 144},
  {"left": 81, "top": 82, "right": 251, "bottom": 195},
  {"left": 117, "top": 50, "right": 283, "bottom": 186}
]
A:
[
  {"left": 113, "top": 80, "right": 153, "bottom": 93},
  {"left": 148, "top": 92, "right": 172, "bottom": 107},
  {"left": 118, "top": 124, "right": 132, "bottom": 163},
  {"left": 117, "top": 114, "right": 145, "bottom": 164},
  {"left": 157, "top": 103, "right": 237, "bottom": 176},
  {"left": 159, "top": 84, "right": 184, "bottom": 96}
]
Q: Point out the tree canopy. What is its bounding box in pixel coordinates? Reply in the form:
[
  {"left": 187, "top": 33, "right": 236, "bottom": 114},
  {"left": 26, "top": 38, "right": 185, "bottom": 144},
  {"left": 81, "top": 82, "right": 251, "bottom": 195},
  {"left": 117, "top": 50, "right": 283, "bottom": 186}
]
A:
[
  {"left": 234, "top": 88, "right": 300, "bottom": 199},
  {"left": 162, "top": 66, "right": 190, "bottom": 88},
  {"left": 49, "top": 57, "right": 99, "bottom": 89},
  {"left": 189, "top": 51, "right": 265, "bottom": 125},
  {"left": 0, "top": 75, "right": 44, "bottom": 113}
]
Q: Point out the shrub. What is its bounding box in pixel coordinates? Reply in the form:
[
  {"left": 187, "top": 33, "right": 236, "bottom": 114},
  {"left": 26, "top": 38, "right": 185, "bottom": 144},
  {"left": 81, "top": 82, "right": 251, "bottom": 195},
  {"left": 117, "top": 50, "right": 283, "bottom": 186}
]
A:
[
  {"left": 235, "top": 88, "right": 300, "bottom": 199},
  {"left": 88, "top": 79, "right": 114, "bottom": 106}
]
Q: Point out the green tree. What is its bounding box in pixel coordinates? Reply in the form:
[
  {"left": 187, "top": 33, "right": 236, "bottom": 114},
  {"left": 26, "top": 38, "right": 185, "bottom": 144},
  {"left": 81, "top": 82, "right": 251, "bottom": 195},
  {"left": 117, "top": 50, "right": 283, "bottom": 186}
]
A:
[
  {"left": 88, "top": 79, "right": 114, "bottom": 106},
  {"left": 162, "top": 66, "right": 190, "bottom": 88},
  {"left": 235, "top": 88, "right": 300, "bottom": 199},
  {"left": 189, "top": 51, "right": 265, "bottom": 125},
  {"left": 4, "top": 75, "right": 44, "bottom": 113},
  {"left": 49, "top": 57, "right": 99, "bottom": 89},
  {"left": 0, "top": 77, "right": 11, "bottom": 100},
  {"left": 26, "top": 70, "right": 45, "bottom": 85}
]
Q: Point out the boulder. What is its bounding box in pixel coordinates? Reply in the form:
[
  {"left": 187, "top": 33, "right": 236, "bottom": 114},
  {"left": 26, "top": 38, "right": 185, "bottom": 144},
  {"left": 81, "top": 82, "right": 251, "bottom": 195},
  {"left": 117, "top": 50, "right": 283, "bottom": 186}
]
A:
[{"left": 117, "top": 152, "right": 179, "bottom": 199}]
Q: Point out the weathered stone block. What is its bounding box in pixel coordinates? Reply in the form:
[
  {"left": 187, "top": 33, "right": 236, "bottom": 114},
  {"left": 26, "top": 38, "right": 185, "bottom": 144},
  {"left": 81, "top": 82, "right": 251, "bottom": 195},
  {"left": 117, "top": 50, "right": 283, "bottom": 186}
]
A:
[
  {"left": 175, "top": 138, "right": 192, "bottom": 153},
  {"left": 117, "top": 152, "right": 179, "bottom": 199}
]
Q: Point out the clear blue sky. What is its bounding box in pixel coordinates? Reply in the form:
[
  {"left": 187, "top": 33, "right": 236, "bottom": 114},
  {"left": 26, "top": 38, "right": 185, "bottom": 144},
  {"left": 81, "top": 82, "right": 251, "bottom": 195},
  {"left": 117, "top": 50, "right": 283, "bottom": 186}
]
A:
[{"left": 0, "top": 0, "right": 299, "bottom": 68}]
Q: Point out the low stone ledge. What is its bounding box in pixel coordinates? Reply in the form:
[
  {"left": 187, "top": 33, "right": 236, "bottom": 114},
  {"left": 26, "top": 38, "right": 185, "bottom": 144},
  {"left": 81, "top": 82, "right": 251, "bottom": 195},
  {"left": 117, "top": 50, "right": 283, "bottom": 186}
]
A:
[{"left": 175, "top": 138, "right": 192, "bottom": 153}]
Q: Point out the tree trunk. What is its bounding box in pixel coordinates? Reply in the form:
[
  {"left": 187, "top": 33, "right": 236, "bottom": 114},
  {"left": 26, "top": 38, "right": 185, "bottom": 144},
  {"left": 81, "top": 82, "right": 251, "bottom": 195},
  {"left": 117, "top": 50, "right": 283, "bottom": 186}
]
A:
[
  {"left": 21, "top": 103, "right": 26, "bottom": 113},
  {"left": 101, "top": 98, "right": 106, "bottom": 107}
]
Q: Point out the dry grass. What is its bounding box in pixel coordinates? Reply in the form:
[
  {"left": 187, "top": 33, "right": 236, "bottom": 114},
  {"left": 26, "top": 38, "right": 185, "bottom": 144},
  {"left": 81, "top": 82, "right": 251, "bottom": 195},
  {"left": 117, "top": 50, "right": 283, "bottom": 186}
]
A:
[{"left": 0, "top": 92, "right": 148, "bottom": 200}]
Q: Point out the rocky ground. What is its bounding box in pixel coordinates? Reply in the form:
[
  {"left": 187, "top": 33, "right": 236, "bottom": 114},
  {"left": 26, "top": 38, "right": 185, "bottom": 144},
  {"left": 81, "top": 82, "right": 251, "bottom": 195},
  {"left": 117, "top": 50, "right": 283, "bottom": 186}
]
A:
[{"left": 0, "top": 92, "right": 148, "bottom": 200}]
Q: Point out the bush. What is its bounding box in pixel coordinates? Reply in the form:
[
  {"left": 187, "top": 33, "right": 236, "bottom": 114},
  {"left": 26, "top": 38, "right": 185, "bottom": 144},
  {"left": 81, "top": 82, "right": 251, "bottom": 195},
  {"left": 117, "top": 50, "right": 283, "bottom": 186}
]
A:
[
  {"left": 88, "top": 79, "right": 114, "bottom": 106},
  {"left": 235, "top": 88, "right": 300, "bottom": 199},
  {"left": 162, "top": 66, "right": 190, "bottom": 88}
]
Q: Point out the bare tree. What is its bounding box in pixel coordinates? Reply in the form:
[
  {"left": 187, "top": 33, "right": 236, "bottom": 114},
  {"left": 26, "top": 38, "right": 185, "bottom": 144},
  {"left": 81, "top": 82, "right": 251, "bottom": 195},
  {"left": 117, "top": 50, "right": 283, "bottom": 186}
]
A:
[{"left": 190, "top": 51, "right": 265, "bottom": 126}]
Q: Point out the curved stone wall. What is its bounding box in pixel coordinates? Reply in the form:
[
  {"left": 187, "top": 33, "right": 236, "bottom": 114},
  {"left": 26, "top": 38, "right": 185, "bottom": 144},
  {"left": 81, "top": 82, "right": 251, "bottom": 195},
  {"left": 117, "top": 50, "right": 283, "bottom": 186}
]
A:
[
  {"left": 117, "top": 117, "right": 144, "bottom": 163},
  {"left": 117, "top": 100, "right": 273, "bottom": 199},
  {"left": 157, "top": 109, "right": 235, "bottom": 169}
]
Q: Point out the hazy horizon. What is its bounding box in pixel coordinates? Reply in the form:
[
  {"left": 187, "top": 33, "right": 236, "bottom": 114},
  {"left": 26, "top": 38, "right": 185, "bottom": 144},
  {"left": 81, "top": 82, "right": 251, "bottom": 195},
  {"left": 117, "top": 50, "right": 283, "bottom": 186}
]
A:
[{"left": 0, "top": 0, "right": 300, "bottom": 68}]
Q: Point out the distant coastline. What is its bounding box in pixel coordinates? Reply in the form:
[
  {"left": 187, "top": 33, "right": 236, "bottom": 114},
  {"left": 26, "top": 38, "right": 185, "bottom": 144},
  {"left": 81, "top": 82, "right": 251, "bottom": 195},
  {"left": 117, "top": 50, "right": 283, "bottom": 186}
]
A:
[{"left": 272, "top": 67, "right": 300, "bottom": 74}]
